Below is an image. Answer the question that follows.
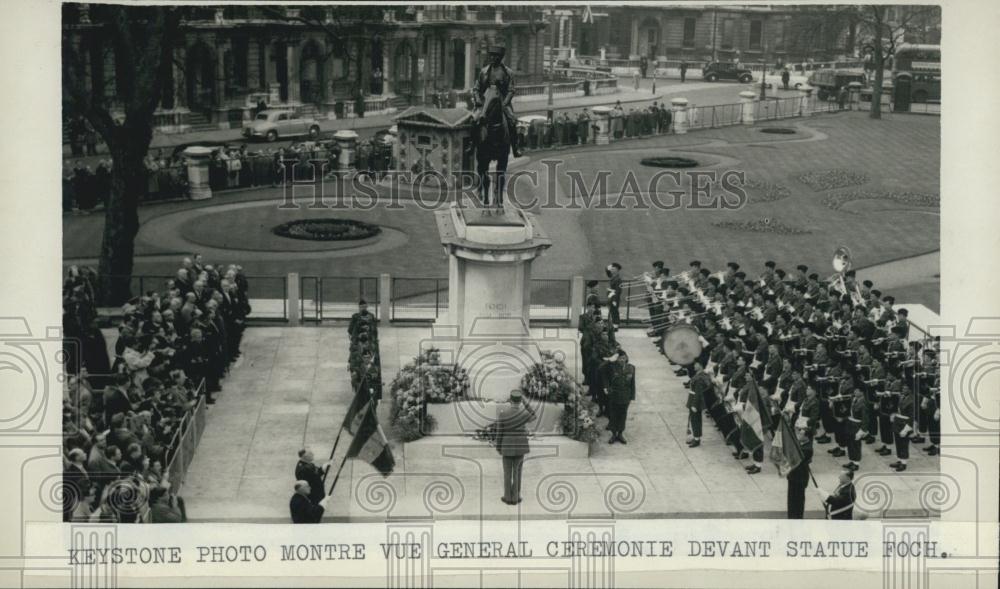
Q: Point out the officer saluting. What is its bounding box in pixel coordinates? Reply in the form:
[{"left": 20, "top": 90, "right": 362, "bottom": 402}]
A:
[{"left": 473, "top": 46, "right": 522, "bottom": 158}]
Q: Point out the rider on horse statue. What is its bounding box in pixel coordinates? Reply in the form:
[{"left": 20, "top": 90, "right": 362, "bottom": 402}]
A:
[{"left": 472, "top": 46, "right": 522, "bottom": 158}]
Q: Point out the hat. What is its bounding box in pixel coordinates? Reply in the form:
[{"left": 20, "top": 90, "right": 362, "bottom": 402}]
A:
[
  {"left": 775, "top": 269, "right": 787, "bottom": 278},
  {"left": 652, "top": 260, "right": 664, "bottom": 269},
  {"left": 727, "top": 262, "right": 740, "bottom": 271},
  {"left": 808, "top": 273, "right": 819, "bottom": 280},
  {"left": 897, "top": 308, "right": 909, "bottom": 316},
  {"left": 509, "top": 389, "right": 523, "bottom": 400},
  {"left": 690, "top": 260, "right": 702, "bottom": 267},
  {"left": 796, "top": 264, "right": 808, "bottom": 273},
  {"left": 700, "top": 268, "right": 711, "bottom": 276},
  {"left": 735, "top": 271, "right": 746, "bottom": 279},
  {"left": 586, "top": 280, "right": 599, "bottom": 288},
  {"left": 765, "top": 260, "right": 776, "bottom": 269},
  {"left": 845, "top": 269, "right": 856, "bottom": 278},
  {"left": 359, "top": 298, "right": 368, "bottom": 305},
  {"left": 487, "top": 46, "right": 506, "bottom": 56},
  {"left": 871, "top": 289, "right": 882, "bottom": 298},
  {"left": 862, "top": 280, "right": 874, "bottom": 288},
  {"left": 883, "top": 295, "right": 895, "bottom": 304}
]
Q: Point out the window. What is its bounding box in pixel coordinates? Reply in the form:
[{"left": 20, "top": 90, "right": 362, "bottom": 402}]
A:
[
  {"left": 773, "top": 21, "right": 786, "bottom": 51},
  {"left": 749, "top": 20, "right": 763, "bottom": 51},
  {"left": 721, "top": 19, "right": 735, "bottom": 50},
  {"left": 683, "top": 17, "right": 696, "bottom": 48},
  {"left": 417, "top": 135, "right": 431, "bottom": 146}
]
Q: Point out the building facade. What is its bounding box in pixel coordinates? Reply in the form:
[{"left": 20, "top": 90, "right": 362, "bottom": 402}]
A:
[
  {"left": 63, "top": 4, "right": 548, "bottom": 129},
  {"left": 547, "top": 5, "right": 863, "bottom": 64}
]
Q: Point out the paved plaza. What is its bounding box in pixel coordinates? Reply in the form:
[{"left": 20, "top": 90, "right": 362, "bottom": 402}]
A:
[
  {"left": 182, "top": 326, "right": 939, "bottom": 523},
  {"left": 63, "top": 110, "right": 940, "bottom": 311}
]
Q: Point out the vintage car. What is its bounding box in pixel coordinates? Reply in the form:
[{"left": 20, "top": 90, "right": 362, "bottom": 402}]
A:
[
  {"left": 242, "top": 109, "right": 322, "bottom": 142},
  {"left": 701, "top": 62, "right": 755, "bottom": 83}
]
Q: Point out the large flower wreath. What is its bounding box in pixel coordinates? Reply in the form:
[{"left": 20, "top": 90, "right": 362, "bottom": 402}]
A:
[
  {"left": 389, "top": 348, "right": 470, "bottom": 442},
  {"left": 519, "top": 350, "right": 600, "bottom": 444}
]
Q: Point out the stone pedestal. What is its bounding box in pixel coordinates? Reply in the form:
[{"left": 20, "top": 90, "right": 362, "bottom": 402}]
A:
[
  {"left": 268, "top": 83, "right": 282, "bottom": 106},
  {"left": 333, "top": 129, "right": 358, "bottom": 172},
  {"left": 670, "top": 97, "right": 689, "bottom": 134},
  {"left": 431, "top": 204, "right": 553, "bottom": 406},
  {"left": 739, "top": 90, "right": 757, "bottom": 125},
  {"left": 591, "top": 105, "right": 611, "bottom": 145},
  {"left": 183, "top": 146, "right": 213, "bottom": 200},
  {"left": 848, "top": 81, "right": 862, "bottom": 111}
]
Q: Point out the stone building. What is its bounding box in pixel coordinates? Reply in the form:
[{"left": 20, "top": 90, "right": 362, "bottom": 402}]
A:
[
  {"left": 62, "top": 4, "right": 548, "bottom": 131},
  {"left": 546, "top": 5, "right": 867, "bottom": 64}
]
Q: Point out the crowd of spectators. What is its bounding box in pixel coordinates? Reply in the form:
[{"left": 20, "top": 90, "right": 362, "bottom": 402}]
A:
[
  {"left": 518, "top": 100, "right": 674, "bottom": 151},
  {"left": 61, "top": 256, "right": 252, "bottom": 523}
]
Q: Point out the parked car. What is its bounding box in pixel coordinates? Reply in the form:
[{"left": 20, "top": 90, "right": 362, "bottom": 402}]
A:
[
  {"left": 701, "top": 62, "right": 755, "bottom": 83},
  {"left": 242, "top": 109, "right": 321, "bottom": 142}
]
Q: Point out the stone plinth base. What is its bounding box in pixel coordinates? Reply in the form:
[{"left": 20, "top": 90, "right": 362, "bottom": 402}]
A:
[
  {"left": 404, "top": 434, "right": 590, "bottom": 461},
  {"left": 426, "top": 400, "right": 564, "bottom": 436}
]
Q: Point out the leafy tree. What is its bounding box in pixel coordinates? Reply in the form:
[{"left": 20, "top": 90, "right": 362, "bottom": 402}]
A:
[{"left": 63, "top": 5, "right": 184, "bottom": 304}]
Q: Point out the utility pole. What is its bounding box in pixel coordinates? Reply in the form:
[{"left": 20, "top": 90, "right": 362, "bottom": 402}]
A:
[
  {"left": 547, "top": 10, "right": 555, "bottom": 120},
  {"left": 711, "top": 9, "right": 718, "bottom": 62}
]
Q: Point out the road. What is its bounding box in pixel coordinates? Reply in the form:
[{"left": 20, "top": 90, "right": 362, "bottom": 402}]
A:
[{"left": 63, "top": 76, "right": 805, "bottom": 168}]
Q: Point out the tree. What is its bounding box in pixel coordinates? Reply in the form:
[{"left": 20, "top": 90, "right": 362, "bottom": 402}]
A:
[{"left": 62, "top": 5, "right": 184, "bottom": 304}]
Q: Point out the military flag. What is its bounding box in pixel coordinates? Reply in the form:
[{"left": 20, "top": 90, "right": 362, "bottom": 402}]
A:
[
  {"left": 739, "top": 379, "right": 772, "bottom": 452},
  {"left": 769, "top": 413, "right": 803, "bottom": 478}
]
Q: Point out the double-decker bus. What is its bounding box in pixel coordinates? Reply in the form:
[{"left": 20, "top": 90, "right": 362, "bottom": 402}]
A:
[{"left": 892, "top": 43, "right": 940, "bottom": 104}]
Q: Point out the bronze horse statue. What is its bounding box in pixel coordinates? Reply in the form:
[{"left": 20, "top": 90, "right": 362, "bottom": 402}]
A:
[{"left": 471, "top": 85, "right": 512, "bottom": 210}]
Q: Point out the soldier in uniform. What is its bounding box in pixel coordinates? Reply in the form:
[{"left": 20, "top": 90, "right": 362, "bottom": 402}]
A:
[
  {"left": 890, "top": 385, "right": 915, "bottom": 471},
  {"left": 604, "top": 350, "right": 636, "bottom": 444},
  {"left": 348, "top": 299, "right": 377, "bottom": 343},
  {"left": 844, "top": 388, "right": 870, "bottom": 471},
  {"left": 786, "top": 424, "right": 814, "bottom": 519},
  {"left": 606, "top": 262, "right": 623, "bottom": 340},
  {"left": 874, "top": 376, "right": 900, "bottom": 457},
  {"left": 815, "top": 470, "right": 857, "bottom": 520},
  {"left": 687, "top": 361, "right": 711, "bottom": 447},
  {"left": 496, "top": 389, "right": 536, "bottom": 504},
  {"left": 473, "top": 46, "right": 522, "bottom": 157}
]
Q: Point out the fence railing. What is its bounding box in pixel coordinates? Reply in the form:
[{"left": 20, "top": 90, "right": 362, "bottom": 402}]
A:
[{"left": 165, "top": 382, "right": 208, "bottom": 497}]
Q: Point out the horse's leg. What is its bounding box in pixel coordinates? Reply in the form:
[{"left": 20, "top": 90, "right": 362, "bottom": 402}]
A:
[
  {"left": 476, "top": 151, "right": 490, "bottom": 208},
  {"left": 495, "top": 149, "right": 509, "bottom": 209}
]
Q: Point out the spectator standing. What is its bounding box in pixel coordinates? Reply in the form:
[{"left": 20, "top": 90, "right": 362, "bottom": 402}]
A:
[{"left": 680, "top": 61, "right": 688, "bottom": 83}]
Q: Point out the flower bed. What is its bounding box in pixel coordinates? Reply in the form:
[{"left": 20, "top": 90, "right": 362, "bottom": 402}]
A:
[
  {"left": 640, "top": 156, "right": 700, "bottom": 169},
  {"left": 821, "top": 190, "right": 941, "bottom": 212},
  {"left": 272, "top": 218, "right": 381, "bottom": 241},
  {"left": 519, "top": 351, "right": 600, "bottom": 444},
  {"left": 796, "top": 168, "right": 869, "bottom": 191},
  {"left": 744, "top": 178, "right": 792, "bottom": 204},
  {"left": 388, "top": 348, "right": 470, "bottom": 442},
  {"left": 760, "top": 127, "right": 797, "bottom": 135},
  {"left": 712, "top": 218, "right": 810, "bottom": 235}
]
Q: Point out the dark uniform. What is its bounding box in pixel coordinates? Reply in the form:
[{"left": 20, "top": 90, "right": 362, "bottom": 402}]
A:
[
  {"left": 787, "top": 437, "right": 814, "bottom": 519},
  {"left": 823, "top": 480, "right": 857, "bottom": 520},
  {"left": 605, "top": 358, "right": 636, "bottom": 442},
  {"left": 688, "top": 369, "right": 711, "bottom": 443},
  {"left": 295, "top": 460, "right": 326, "bottom": 505}
]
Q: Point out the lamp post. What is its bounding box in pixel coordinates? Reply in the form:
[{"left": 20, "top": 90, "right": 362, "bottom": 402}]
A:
[{"left": 547, "top": 12, "right": 555, "bottom": 120}]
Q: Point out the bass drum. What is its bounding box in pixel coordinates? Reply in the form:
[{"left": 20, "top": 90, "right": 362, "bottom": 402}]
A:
[{"left": 662, "top": 324, "right": 703, "bottom": 366}]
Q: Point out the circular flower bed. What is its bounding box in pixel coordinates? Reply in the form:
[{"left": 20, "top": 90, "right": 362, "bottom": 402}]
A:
[
  {"left": 712, "top": 218, "right": 811, "bottom": 235},
  {"left": 760, "top": 127, "right": 797, "bottom": 134},
  {"left": 388, "top": 348, "right": 470, "bottom": 442},
  {"left": 640, "top": 156, "right": 700, "bottom": 169},
  {"left": 273, "top": 218, "right": 381, "bottom": 241},
  {"left": 519, "top": 351, "right": 600, "bottom": 444}
]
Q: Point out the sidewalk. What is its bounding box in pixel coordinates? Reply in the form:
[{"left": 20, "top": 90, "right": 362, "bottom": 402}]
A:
[{"left": 62, "top": 85, "right": 691, "bottom": 160}]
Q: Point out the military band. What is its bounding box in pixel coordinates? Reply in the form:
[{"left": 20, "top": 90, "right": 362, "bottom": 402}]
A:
[{"left": 627, "top": 256, "right": 940, "bottom": 485}]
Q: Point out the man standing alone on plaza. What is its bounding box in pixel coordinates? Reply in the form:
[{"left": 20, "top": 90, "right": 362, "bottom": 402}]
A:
[
  {"left": 605, "top": 350, "right": 636, "bottom": 444},
  {"left": 496, "top": 389, "right": 535, "bottom": 505},
  {"left": 680, "top": 61, "right": 688, "bottom": 83}
]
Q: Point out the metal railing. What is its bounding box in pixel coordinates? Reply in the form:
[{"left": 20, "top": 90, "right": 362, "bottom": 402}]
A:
[
  {"left": 301, "top": 275, "right": 380, "bottom": 322},
  {"left": 164, "top": 381, "right": 208, "bottom": 497}
]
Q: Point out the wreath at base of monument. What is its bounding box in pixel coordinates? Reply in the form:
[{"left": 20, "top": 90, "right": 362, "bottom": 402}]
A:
[
  {"left": 519, "top": 351, "right": 600, "bottom": 444},
  {"left": 388, "top": 348, "right": 470, "bottom": 442}
]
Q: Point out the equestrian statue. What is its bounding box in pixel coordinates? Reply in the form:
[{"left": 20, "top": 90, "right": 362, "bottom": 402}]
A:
[{"left": 470, "top": 46, "right": 522, "bottom": 211}]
